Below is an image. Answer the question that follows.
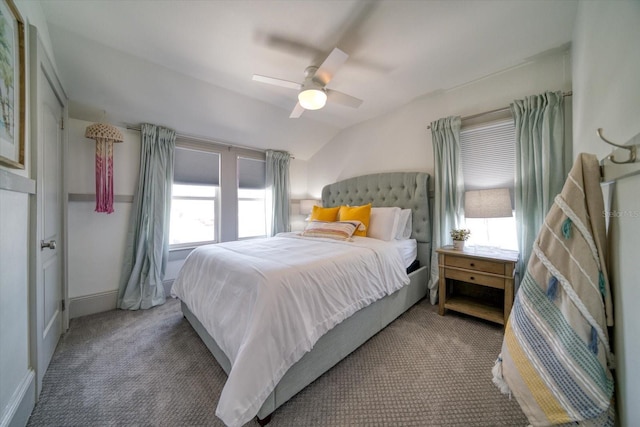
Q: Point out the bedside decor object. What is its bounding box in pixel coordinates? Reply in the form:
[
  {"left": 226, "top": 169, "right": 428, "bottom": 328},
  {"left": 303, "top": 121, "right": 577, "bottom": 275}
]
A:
[
  {"left": 464, "top": 188, "right": 512, "bottom": 218},
  {"left": 85, "top": 122, "right": 124, "bottom": 213},
  {"left": 465, "top": 188, "right": 513, "bottom": 247},
  {"left": 450, "top": 228, "right": 470, "bottom": 250},
  {"left": 0, "top": 0, "right": 26, "bottom": 169}
]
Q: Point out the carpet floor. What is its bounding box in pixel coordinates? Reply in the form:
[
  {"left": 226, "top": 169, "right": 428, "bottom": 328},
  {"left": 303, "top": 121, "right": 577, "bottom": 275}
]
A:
[{"left": 27, "top": 297, "right": 527, "bottom": 426}]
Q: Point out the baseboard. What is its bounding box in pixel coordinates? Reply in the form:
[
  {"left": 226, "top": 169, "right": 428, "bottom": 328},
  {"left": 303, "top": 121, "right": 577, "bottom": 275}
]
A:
[
  {"left": 69, "top": 290, "right": 118, "bottom": 319},
  {"left": 70, "top": 283, "right": 175, "bottom": 319},
  {"left": 0, "top": 369, "right": 35, "bottom": 427}
]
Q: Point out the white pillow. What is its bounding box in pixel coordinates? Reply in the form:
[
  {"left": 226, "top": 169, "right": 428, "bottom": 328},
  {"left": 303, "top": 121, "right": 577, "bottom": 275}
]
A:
[
  {"left": 368, "top": 207, "right": 401, "bottom": 241},
  {"left": 395, "top": 209, "right": 412, "bottom": 240}
]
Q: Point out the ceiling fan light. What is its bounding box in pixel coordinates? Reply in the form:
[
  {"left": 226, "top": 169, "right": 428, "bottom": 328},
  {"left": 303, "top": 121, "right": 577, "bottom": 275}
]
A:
[{"left": 298, "top": 89, "right": 327, "bottom": 110}]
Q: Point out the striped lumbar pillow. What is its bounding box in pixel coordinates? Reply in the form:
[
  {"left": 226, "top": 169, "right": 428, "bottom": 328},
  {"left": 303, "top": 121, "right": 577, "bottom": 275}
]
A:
[{"left": 301, "top": 220, "right": 363, "bottom": 240}]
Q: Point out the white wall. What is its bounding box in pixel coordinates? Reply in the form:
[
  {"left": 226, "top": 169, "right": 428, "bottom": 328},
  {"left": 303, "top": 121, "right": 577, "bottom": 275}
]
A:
[
  {"left": 289, "top": 158, "right": 308, "bottom": 199},
  {"left": 0, "top": 188, "right": 32, "bottom": 427},
  {"left": 572, "top": 2, "right": 640, "bottom": 425},
  {"left": 1, "top": 2, "right": 57, "bottom": 426},
  {"left": 66, "top": 119, "right": 139, "bottom": 307},
  {"left": 307, "top": 49, "right": 572, "bottom": 196}
]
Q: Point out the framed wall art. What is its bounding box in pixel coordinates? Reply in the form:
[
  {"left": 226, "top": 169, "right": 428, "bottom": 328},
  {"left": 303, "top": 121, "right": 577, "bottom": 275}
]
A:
[{"left": 0, "top": 0, "right": 25, "bottom": 169}]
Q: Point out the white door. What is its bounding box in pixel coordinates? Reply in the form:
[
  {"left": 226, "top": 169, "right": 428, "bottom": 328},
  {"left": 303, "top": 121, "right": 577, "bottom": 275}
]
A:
[{"left": 34, "top": 65, "right": 64, "bottom": 394}]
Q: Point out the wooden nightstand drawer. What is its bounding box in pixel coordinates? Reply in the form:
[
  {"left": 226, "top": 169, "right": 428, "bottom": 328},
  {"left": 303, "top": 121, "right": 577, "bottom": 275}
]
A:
[
  {"left": 444, "top": 255, "right": 505, "bottom": 275},
  {"left": 444, "top": 268, "right": 505, "bottom": 289}
]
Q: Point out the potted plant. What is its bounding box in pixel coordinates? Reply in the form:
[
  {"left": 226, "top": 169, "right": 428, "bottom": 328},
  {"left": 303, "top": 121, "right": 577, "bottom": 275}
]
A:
[{"left": 450, "top": 228, "right": 471, "bottom": 250}]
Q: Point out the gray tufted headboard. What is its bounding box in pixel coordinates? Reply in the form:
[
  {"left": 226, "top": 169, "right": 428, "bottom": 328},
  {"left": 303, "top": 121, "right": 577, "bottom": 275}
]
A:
[{"left": 321, "top": 172, "right": 431, "bottom": 272}]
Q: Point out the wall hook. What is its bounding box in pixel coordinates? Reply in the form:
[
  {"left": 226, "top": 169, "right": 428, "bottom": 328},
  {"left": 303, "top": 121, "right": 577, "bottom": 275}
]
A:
[{"left": 597, "top": 128, "right": 636, "bottom": 164}]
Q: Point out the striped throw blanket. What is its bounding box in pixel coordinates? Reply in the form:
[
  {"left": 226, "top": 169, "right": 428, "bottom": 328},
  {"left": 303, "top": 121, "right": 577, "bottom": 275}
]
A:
[{"left": 493, "top": 153, "right": 615, "bottom": 426}]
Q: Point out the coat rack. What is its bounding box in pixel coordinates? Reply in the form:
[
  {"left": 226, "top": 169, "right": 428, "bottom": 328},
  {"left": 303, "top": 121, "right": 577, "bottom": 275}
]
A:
[{"left": 598, "top": 128, "right": 640, "bottom": 183}]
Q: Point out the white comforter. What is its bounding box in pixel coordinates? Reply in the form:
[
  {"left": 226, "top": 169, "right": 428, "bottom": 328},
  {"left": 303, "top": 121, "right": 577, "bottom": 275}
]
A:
[{"left": 171, "top": 233, "right": 410, "bottom": 427}]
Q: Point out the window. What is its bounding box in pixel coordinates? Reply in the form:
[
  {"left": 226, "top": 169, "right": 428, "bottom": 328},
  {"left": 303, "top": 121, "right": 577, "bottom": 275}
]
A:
[
  {"left": 460, "top": 119, "right": 518, "bottom": 250},
  {"left": 238, "top": 188, "right": 266, "bottom": 238},
  {"left": 169, "top": 141, "right": 266, "bottom": 245},
  {"left": 170, "top": 184, "right": 217, "bottom": 246},
  {"left": 238, "top": 157, "right": 266, "bottom": 239},
  {"left": 170, "top": 147, "right": 220, "bottom": 247}
]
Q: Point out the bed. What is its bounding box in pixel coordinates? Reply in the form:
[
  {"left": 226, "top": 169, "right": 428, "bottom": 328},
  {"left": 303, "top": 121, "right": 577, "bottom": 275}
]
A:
[{"left": 173, "top": 172, "right": 431, "bottom": 426}]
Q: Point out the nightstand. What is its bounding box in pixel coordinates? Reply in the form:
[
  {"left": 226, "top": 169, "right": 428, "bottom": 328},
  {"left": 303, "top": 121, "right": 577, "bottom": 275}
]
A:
[{"left": 437, "top": 246, "right": 518, "bottom": 325}]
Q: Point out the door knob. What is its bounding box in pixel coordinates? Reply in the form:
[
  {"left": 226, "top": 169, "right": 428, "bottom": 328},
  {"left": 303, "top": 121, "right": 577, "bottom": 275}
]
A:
[{"left": 41, "top": 240, "right": 56, "bottom": 250}]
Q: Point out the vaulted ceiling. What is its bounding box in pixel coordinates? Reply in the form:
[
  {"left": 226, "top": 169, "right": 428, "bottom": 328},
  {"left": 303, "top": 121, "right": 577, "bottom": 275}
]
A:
[{"left": 41, "top": 0, "right": 578, "bottom": 160}]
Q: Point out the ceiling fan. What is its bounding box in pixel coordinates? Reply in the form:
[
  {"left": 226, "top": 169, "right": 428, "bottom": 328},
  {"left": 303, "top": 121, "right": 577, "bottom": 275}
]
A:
[{"left": 252, "top": 47, "right": 363, "bottom": 118}]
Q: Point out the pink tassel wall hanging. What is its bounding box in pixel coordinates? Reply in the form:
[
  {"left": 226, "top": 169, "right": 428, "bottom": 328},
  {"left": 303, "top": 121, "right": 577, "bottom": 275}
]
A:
[{"left": 85, "top": 123, "right": 124, "bottom": 213}]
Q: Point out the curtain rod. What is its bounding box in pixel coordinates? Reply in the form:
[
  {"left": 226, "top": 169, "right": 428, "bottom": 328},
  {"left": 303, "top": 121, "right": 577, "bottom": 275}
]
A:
[
  {"left": 124, "top": 125, "right": 294, "bottom": 159},
  {"left": 426, "top": 91, "right": 573, "bottom": 130}
]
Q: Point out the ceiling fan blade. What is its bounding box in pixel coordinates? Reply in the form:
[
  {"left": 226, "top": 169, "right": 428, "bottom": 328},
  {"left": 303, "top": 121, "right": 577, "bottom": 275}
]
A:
[
  {"left": 313, "top": 47, "right": 349, "bottom": 86},
  {"left": 252, "top": 74, "right": 301, "bottom": 90},
  {"left": 255, "top": 32, "right": 324, "bottom": 58},
  {"left": 326, "top": 89, "right": 363, "bottom": 109},
  {"left": 289, "top": 102, "right": 305, "bottom": 118}
]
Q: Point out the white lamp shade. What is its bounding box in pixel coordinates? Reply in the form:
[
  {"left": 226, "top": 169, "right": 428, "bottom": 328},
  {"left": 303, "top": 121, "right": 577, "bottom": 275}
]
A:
[
  {"left": 464, "top": 188, "right": 512, "bottom": 218},
  {"left": 300, "top": 199, "right": 320, "bottom": 215},
  {"left": 298, "top": 89, "right": 327, "bottom": 110}
]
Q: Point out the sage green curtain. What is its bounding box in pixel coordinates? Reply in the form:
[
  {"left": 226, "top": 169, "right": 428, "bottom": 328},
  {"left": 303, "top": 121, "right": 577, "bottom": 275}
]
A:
[
  {"left": 512, "top": 91, "right": 569, "bottom": 271},
  {"left": 427, "top": 116, "right": 465, "bottom": 304},
  {"left": 118, "top": 124, "right": 176, "bottom": 310},
  {"left": 266, "top": 150, "right": 290, "bottom": 236}
]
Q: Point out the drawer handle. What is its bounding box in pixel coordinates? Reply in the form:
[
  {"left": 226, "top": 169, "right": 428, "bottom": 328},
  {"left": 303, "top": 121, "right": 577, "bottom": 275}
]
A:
[
  {"left": 470, "top": 276, "right": 475, "bottom": 281},
  {"left": 470, "top": 262, "right": 475, "bottom": 267}
]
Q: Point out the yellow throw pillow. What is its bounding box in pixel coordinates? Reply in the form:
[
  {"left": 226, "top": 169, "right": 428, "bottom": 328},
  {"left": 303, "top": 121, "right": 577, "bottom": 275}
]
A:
[
  {"left": 338, "top": 203, "right": 372, "bottom": 237},
  {"left": 310, "top": 205, "right": 340, "bottom": 222}
]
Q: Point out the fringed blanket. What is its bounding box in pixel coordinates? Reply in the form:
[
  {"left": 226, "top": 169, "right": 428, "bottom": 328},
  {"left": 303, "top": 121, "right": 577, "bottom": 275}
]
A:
[{"left": 493, "top": 153, "right": 615, "bottom": 426}]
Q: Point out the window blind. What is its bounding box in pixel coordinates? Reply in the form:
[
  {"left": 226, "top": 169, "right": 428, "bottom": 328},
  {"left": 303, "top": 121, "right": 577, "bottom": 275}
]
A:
[
  {"left": 459, "top": 119, "right": 516, "bottom": 194},
  {"left": 238, "top": 157, "right": 266, "bottom": 189},
  {"left": 174, "top": 147, "right": 220, "bottom": 185}
]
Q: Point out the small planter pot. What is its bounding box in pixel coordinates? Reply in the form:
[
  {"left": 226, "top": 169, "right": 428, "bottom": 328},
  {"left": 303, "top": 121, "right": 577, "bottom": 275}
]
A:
[{"left": 453, "top": 240, "right": 465, "bottom": 250}]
